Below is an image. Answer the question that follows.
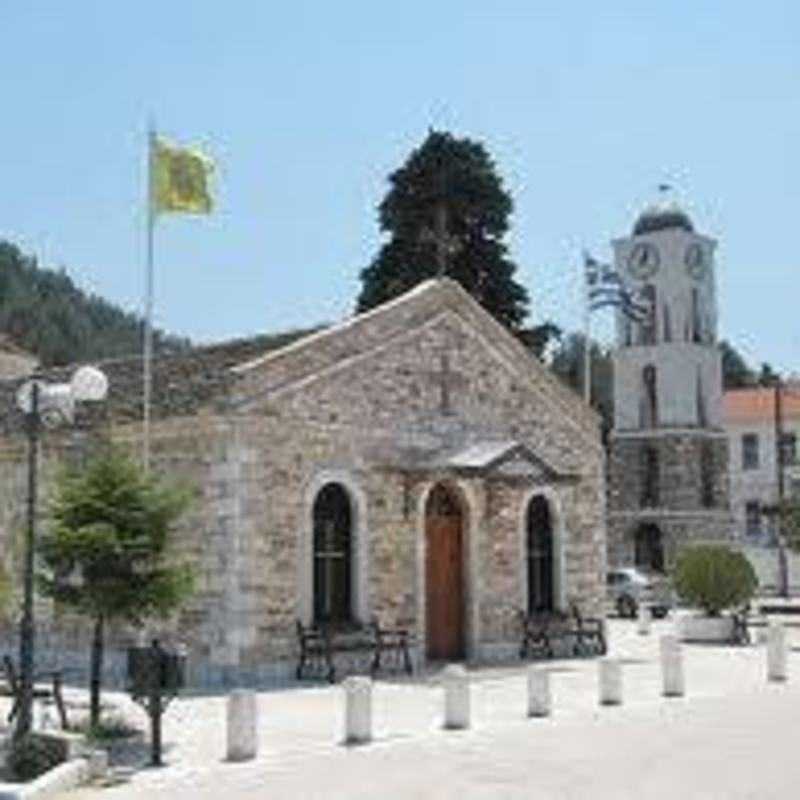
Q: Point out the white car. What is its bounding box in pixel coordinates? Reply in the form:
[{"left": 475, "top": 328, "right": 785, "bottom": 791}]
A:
[{"left": 606, "top": 567, "right": 673, "bottom": 618}]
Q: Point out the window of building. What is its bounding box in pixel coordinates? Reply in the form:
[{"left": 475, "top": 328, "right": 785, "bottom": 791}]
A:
[
  {"left": 638, "top": 285, "right": 657, "bottom": 346},
  {"left": 691, "top": 288, "right": 703, "bottom": 343},
  {"left": 634, "top": 524, "right": 665, "bottom": 573},
  {"left": 640, "top": 365, "right": 658, "bottom": 428},
  {"left": 745, "top": 501, "right": 762, "bottom": 538},
  {"left": 312, "top": 483, "right": 353, "bottom": 624},
  {"left": 742, "top": 433, "right": 759, "bottom": 470},
  {"left": 640, "top": 446, "right": 660, "bottom": 507},
  {"left": 780, "top": 432, "right": 797, "bottom": 466}
]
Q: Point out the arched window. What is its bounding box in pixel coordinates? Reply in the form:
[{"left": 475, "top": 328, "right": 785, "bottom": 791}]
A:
[
  {"left": 640, "top": 446, "right": 660, "bottom": 507},
  {"left": 691, "top": 288, "right": 703, "bottom": 343},
  {"left": 638, "top": 284, "right": 657, "bottom": 345},
  {"left": 527, "top": 496, "right": 554, "bottom": 614},
  {"left": 634, "top": 524, "right": 664, "bottom": 573},
  {"left": 662, "top": 303, "right": 672, "bottom": 343},
  {"left": 701, "top": 442, "right": 716, "bottom": 508},
  {"left": 312, "top": 483, "right": 353, "bottom": 624},
  {"left": 696, "top": 367, "right": 707, "bottom": 427},
  {"left": 640, "top": 365, "right": 658, "bottom": 428}
]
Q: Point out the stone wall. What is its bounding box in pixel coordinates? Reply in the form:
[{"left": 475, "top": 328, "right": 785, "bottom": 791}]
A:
[{"left": 607, "top": 430, "right": 732, "bottom": 568}]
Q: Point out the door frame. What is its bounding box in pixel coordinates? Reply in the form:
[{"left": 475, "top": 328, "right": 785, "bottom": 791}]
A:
[{"left": 417, "top": 479, "right": 478, "bottom": 664}]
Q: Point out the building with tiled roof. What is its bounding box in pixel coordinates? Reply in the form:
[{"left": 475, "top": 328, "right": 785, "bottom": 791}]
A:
[{"left": 723, "top": 385, "right": 800, "bottom": 543}]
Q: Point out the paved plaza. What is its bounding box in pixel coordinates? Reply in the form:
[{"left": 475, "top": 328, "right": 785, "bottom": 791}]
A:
[{"left": 5, "top": 615, "right": 800, "bottom": 799}]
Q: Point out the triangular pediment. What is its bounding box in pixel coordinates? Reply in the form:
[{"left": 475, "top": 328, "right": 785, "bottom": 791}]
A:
[
  {"left": 225, "top": 279, "right": 601, "bottom": 453},
  {"left": 442, "top": 440, "right": 575, "bottom": 483}
]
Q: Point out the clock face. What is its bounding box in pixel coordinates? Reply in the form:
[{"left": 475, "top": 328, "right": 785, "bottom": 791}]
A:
[
  {"left": 627, "top": 243, "right": 660, "bottom": 279},
  {"left": 685, "top": 244, "right": 706, "bottom": 279}
]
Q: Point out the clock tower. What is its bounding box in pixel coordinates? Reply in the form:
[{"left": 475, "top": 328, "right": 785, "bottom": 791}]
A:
[{"left": 606, "top": 200, "right": 732, "bottom": 577}]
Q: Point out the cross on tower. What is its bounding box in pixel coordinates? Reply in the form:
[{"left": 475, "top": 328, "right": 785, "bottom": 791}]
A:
[{"left": 420, "top": 200, "right": 461, "bottom": 277}]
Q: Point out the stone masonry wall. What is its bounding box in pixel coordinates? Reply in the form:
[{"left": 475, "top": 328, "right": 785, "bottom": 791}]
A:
[
  {"left": 607, "top": 431, "right": 732, "bottom": 569},
  {"left": 0, "top": 281, "right": 607, "bottom": 686}
]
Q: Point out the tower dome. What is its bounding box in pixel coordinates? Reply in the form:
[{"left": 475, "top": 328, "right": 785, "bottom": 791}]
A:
[{"left": 632, "top": 200, "right": 694, "bottom": 236}]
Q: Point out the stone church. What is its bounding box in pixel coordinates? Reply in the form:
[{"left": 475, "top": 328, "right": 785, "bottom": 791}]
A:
[
  {"left": 606, "top": 202, "right": 733, "bottom": 573},
  {"left": 0, "top": 278, "right": 606, "bottom": 686}
]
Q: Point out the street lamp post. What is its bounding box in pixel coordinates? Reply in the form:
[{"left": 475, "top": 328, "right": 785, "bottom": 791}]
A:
[
  {"left": 13, "top": 366, "right": 108, "bottom": 741},
  {"left": 773, "top": 377, "right": 790, "bottom": 598}
]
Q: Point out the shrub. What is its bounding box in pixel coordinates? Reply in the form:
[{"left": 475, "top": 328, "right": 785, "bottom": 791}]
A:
[
  {"left": 6, "top": 734, "right": 66, "bottom": 782},
  {"left": 75, "top": 714, "right": 140, "bottom": 743},
  {"left": 673, "top": 545, "right": 757, "bottom": 616}
]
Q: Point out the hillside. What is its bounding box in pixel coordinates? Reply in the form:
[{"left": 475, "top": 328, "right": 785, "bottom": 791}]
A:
[{"left": 0, "top": 240, "right": 191, "bottom": 366}]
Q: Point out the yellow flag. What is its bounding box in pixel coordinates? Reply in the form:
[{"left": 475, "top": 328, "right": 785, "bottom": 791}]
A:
[{"left": 152, "top": 136, "right": 214, "bottom": 215}]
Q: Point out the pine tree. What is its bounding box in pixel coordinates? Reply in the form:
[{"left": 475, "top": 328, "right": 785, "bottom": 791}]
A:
[
  {"left": 357, "top": 131, "right": 530, "bottom": 330},
  {"left": 38, "top": 448, "right": 194, "bottom": 727}
]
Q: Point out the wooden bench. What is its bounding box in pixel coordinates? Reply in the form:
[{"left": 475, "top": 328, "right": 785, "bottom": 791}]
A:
[
  {"left": 518, "top": 604, "right": 606, "bottom": 660},
  {"left": 1, "top": 655, "right": 69, "bottom": 729},
  {"left": 296, "top": 620, "right": 414, "bottom": 683}
]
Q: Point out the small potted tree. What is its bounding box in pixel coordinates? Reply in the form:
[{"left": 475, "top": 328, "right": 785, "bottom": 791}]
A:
[{"left": 674, "top": 544, "right": 758, "bottom": 643}]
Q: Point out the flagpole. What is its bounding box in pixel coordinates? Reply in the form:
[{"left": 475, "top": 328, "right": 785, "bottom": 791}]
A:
[
  {"left": 143, "top": 122, "right": 156, "bottom": 472},
  {"left": 582, "top": 252, "right": 591, "bottom": 406}
]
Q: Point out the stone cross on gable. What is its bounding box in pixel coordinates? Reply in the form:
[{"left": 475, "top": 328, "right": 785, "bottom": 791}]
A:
[
  {"left": 420, "top": 201, "right": 461, "bottom": 277},
  {"left": 423, "top": 352, "right": 468, "bottom": 415}
]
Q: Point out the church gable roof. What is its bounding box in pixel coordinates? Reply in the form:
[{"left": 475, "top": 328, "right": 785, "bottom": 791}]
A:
[{"left": 231, "top": 278, "right": 601, "bottom": 449}]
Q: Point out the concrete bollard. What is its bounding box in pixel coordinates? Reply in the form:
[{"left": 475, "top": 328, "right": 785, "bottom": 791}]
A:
[
  {"left": 226, "top": 689, "right": 258, "bottom": 762},
  {"left": 637, "top": 603, "right": 651, "bottom": 636},
  {"left": 88, "top": 749, "right": 109, "bottom": 781},
  {"left": 660, "top": 634, "right": 685, "bottom": 697},
  {"left": 343, "top": 676, "right": 373, "bottom": 744},
  {"left": 767, "top": 621, "right": 788, "bottom": 682},
  {"left": 443, "top": 664, "right": 470, "bottom": 729},
  {"left": 598, "top": 658, "right": 623, "bottom": 706},
  {"left": 527, "top": 666, "right": 551, "bottom": 718}
]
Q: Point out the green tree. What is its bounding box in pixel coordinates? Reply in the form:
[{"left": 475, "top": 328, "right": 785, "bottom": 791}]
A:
[
  {"left": 550, "top": 333, "right": 614, "bottom": 432},
  {"left": 0, "top": 240, "right": 191, "bottom": 365},
  {"left": 719, "top": 340, "right": 756, "bottom": 389},
  {"left": 758, "top": 362, "right": 780, "bottom": 387},
  {"left": 38, "top": 449, "right": 194, "bottom": 726},
  {"left": 517, "top": 321, "right": 562, "bottom": 360},
  {"left": 0, "top": 562, "right": 12, "bottom": 622},
  {"left": 673, "top": 545, "right": 757, "bottom": 616},
  {"left": 356, "top": 130, "right": 530, "bottom": 330}
]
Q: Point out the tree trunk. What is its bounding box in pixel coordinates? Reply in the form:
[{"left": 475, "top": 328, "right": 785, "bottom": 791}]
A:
[{"left": 90, "top": 615, "right": 105, "bottom": 728}]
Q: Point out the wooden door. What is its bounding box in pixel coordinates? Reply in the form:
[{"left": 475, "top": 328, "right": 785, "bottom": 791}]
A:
[{"left": 425, "top": 485, "right": 465, "bottom": 660}]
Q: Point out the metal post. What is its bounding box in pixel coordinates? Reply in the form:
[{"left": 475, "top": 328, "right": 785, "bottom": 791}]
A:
[
  {"left": 775, "top": 378, "right": 789, "bottom": 597},
  {"left": 15, "top": 381, "right": 39, "bottom": 741},
  {"left": 143, "top": 125, "right": 156, "bottom": 473},
  {"left": 148, "top": 639, "right": 165, "bottom": 767}
]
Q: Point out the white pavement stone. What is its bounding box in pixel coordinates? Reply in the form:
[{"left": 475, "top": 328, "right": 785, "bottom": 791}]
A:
[
  {"left": 46, "top": 618, "right": 800, "bottom": 800},
  {"left": 226, "top": 689, "right": 258, "bottom": 762},
  {"left": 343, "top": 677, "right": 372, "bottom": 745},
  {"left": 443, "top": 664, "right": 470, "bottom": 729}
]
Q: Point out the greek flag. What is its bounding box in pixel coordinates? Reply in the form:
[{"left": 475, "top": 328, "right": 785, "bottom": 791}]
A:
[{"left": 584, "top": 251, "right": 652, "bottom": 322}]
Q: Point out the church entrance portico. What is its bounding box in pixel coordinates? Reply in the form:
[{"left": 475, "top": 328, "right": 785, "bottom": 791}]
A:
[{"left": 425, "top": 483, "right": 466, "bottom": 660}]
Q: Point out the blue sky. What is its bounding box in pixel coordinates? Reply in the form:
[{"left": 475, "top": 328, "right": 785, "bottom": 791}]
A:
[{"left": 2, "top": 2, "right": 798, "bottom": 370}]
